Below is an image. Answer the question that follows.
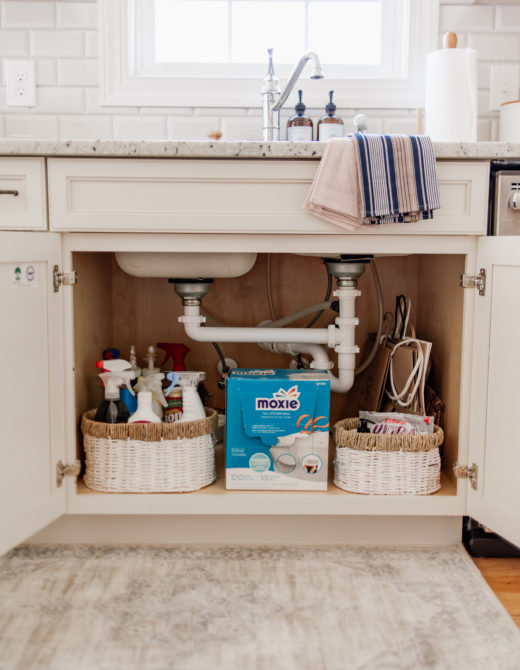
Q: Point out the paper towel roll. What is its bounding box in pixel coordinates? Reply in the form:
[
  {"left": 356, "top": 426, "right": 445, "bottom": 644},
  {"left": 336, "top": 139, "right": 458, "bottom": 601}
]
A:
[{"left": 425, "top": 47, "right": 478, "bottom": 142}]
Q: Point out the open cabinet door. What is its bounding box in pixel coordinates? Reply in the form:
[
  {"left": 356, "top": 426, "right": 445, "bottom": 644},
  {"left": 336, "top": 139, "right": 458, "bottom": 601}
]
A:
[
  {"left": 467, "top": 237, "right": 520, "bottom": 548},
  {"left": 0, "top": 232, "right": 66, "bottom": 554}
]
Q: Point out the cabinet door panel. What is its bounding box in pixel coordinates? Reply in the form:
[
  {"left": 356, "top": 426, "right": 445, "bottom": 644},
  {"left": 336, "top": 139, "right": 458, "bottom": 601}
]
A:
[
  {"left": 0, "top": 233, "right": 65, "bottom": 554},
  {"left": 468, "top": 237, "right": 520, "bottom": 547}
]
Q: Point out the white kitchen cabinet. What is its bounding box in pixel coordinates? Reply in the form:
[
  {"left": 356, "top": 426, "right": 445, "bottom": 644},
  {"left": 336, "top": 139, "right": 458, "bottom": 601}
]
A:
[
  {"left": 0, "top": 158, "right": 47, "bottom": 231},
  {"left": 1, "top": 156, "right": 519, "bottom": 553},
  {"left": 0, "top": 232, "right": 66, "bottom": 555},
  {"left": 47, "top": 158, "right": 489, "bottom": 235}
]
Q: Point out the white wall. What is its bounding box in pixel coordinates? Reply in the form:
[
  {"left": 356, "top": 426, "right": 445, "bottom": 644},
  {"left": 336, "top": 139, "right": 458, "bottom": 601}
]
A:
[{"left": 0, "top": 0, "right": 518, "bottom": 141}]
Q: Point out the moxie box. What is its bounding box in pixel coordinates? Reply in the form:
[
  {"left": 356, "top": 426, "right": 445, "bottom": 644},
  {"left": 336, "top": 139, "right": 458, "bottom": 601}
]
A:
[{"left": 225, "top": 369, "right": 331, "bottom": 491}]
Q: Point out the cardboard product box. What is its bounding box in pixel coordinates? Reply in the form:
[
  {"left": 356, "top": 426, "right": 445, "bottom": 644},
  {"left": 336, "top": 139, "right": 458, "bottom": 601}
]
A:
[{"left": 225, "top": 369, "right": 331, "bottom": 491}]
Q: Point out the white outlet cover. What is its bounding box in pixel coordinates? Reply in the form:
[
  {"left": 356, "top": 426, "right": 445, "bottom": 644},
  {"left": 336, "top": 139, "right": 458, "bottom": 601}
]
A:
[
  {"left": 6, "top": 60, "right": 36, "bottom": 107},
  {"left": 489, "top": 64, "right": 519, "bottom": 112}
]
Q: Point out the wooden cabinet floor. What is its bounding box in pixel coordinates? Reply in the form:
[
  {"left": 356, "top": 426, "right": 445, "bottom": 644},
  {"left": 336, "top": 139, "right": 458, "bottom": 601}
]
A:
[{"left": 473, "top": 557, "right": 520, "bottom": 628}]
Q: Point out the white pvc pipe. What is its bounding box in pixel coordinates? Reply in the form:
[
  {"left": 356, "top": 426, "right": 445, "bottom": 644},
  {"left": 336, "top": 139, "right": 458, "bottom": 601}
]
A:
[
  {"left": 258, "top": 300, "right": 333, "bottom": 329},
  {"left": 182, "top": 305, "right": 329, "bottom": 344}
]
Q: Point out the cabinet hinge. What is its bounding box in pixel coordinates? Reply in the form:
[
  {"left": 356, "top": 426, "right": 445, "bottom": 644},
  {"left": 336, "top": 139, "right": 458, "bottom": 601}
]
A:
[
  {"left": 453, "top": 462, "right": 478, "bottom": 490},
  {"left": 56, "top": 460, "right": 81, "bottom": 487},
  {"left": 460, "top": 269, "right": 486, "bottom": 296},
  {"left": 53, "top": 265, "right": 77, "bottom": 292}
]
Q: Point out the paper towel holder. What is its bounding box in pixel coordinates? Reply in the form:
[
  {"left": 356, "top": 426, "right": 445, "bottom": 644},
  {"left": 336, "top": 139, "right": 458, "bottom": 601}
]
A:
[{"left": 443, "top": 32, "right": 458, "bottom": 49}]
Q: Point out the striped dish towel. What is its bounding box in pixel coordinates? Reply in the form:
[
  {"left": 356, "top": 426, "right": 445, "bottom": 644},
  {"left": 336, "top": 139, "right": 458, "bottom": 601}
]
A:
[
  {"left": 304, "top": 134, "right": 440, "bottom": 230},
  {"left": 355, "top": 133, "right": 440, "bottom": 224}
]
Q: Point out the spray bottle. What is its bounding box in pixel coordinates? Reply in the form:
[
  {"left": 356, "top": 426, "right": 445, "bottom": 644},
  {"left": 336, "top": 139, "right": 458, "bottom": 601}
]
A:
[
  {"left": 134, "top": 373, "right": 167, "bottom": 419},
  {"left": 128, "top": 391, "right": 161, "bottom": 424},
  {"left": 142, "top": 345, "right": 161, "bottom": 377},
  {"left": 164, "top": 372, "right": 182, "bottom": 423},
  {"left": 94, "top": 359, "right": 136, "bottom": 423},
  {"left": 177, "top": 371, "right": 206, "bottom": 422},
  {"left": 157, "top": 342, "right": 190, "bottom": 371}
]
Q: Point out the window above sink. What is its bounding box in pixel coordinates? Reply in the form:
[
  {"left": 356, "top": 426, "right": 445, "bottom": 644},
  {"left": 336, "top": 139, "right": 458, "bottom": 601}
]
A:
[{"left": 101, "top": 0, "right": 439, "bottom": 110}]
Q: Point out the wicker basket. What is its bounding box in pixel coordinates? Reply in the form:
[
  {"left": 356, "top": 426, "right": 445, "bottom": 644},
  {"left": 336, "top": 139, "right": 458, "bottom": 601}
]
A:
[
  {"left": 81, "top": 408, "right": 218, "bottom": 493},
  {"left": 333, "top": 418, "right": 444, "bottom": 496}
]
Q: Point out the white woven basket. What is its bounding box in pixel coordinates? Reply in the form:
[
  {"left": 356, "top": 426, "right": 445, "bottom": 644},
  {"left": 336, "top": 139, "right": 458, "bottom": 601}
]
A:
[
  {"left": 333, "top": 418, "right": 443, "bottom": 496},
  {"left": 81, "top": 408, "right": 217, "bottom": 493}
]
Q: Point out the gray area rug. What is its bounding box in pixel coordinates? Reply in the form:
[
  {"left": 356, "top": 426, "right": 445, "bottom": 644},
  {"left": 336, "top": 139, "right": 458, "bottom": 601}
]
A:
[{"left": 0, "top": 545, "right": 518, "bottom": 670}]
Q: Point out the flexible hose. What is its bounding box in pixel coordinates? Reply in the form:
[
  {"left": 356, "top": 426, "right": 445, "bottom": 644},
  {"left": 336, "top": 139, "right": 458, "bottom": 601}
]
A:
[
  {"left": 266, "top": 254, "right": 277, "bottom": 321},
  {"left": 258, "top": 300, "right": 333, "bottom": 329},
  {"left": 355, "top": 260, "right": 384, "bottom": 376},
  {"left": 306, "top": 271, "right": 333, "bottom": 327},
  {"left": 212, "top": 342, "right": 229, "bottom": 372}
]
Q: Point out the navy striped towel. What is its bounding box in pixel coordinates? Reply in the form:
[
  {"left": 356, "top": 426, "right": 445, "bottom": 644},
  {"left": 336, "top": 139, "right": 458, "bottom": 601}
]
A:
[
  {"left": 355, "top": 133, "right": 440, "bottom": 224},
  {"left": 304, "top": 134, "right": 440, "bottom": 230}
]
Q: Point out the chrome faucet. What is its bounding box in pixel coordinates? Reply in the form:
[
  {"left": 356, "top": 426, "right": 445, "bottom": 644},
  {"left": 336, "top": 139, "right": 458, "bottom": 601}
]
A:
[{"left": 261, "top": 49, "right": 324, "bottom": 141}]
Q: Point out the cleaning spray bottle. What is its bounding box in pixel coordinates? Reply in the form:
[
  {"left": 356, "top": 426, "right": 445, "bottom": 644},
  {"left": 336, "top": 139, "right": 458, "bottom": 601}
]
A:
[
  {"left": 157, "top": 342, "right": 190, "bottom": 371},
  {"left": 164, "top": 372, "right": 182, "bottom": 423},
  {"left": 128, "top": 391, "right": 161, "bottom": 424},
  {"left": 134, "top": 373, "right": 167, "bottom": 419},
  {"left": 177, "top": 371, "right": 206, "bottom": 422},
  {"left": 142, "top": 345, "right": 161, "bottom": 377},
  {"left": 122, "top": 345, "right": 141, "bottom": 413},
  {"left": 94, "top": 359, "right": 136, "bottom": 423}
]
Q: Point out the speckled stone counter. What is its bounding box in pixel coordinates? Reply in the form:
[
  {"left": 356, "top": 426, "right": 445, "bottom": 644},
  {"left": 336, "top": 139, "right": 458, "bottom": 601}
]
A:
[{"left": 0, "top": 139, "right": 519, "bottom": 159}]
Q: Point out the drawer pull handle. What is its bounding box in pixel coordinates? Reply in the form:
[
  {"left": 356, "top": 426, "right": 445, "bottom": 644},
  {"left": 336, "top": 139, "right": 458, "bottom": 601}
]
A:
[{"left": 0, "top": 189, "right": 19, "bottom": 196}]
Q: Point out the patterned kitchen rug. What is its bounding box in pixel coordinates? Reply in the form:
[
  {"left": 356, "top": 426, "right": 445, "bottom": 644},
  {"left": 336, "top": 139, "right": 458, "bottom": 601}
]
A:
[{"left": 0, "top": 544, "right": 518, "bottom": 670}]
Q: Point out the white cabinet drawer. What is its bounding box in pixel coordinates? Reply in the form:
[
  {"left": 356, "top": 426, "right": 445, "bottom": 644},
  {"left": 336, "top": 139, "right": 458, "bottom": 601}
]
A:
[
  {"left": 48, "top": 158, "right": 489, "bottom": 235},
  {"left": 0, "top": 158, "right": 47, "bottom": 231}
]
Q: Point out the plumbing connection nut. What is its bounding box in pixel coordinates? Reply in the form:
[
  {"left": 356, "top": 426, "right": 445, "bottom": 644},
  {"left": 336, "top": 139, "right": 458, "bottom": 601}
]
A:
[
  {"left": 310, "top": 360, "right": 334, "bottom": 370},
  {"left": 178, "top": 314, "right": 206, "bottom": 325}
]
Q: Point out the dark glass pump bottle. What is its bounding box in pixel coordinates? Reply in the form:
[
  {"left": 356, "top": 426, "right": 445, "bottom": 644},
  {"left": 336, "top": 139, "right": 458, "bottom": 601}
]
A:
[
  {"left": 287, "top": 90, "right": 313, "bottom": 141},
  {"left": 317, "top": 91, "right": 344, "bottom": 141}
]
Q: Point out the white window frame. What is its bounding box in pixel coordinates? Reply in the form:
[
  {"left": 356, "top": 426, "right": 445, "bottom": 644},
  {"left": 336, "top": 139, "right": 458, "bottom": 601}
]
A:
[{"left": 100, "top": 0, "right": 439, "bottom": 109}]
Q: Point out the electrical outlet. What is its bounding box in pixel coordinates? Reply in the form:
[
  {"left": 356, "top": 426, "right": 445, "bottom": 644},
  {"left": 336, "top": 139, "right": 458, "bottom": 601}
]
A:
[
  {"left": 489, "top": 64, "right": 519, "bottom": 112},
  {"left": 6, "top": 60, "right": 36, "bottom": 107}
]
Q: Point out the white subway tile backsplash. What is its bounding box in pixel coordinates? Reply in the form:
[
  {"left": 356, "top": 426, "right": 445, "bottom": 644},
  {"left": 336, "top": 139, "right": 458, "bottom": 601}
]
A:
[
  {"left": 478, "top": 118, "right": 492, "bottom": 142},
  {"left": 221, "top": 117, "right": 262, "bottom": 140},
  {"left": 167, "top": 116, "right": 220, "bottom": 140},
  {"left": 84, "top": 31, "right": 98, "bottom": 57},
  {"left": 467, "top": 33, "right": 520, "bottom": 61},
  {"left": 496, "top": 5, "right": 520, "bottom": 33},
  {"left": 57, "top": 58, "right": 98, "bottom": 85},
  {"left": 0, "top": 2, "right": 514, "bottom": 142},
  {"left": 113, "top": 116, "right": 166, "bottom": 140},
  {"left": 56, "top": 2, "right": 98, "bottom": 29},
  {"left": 2, "top": 2, "right": 55, "bottom": 28},
  {"left": 37, "top": 86, "right": 84, "bottom": 112},
  {"left": 36, "top": 59, "right": 57, "bottom": 85},
  {"left": 440, "top": 5, "right": 495, "bottom": 33},
  {"left": 85, "top": 87, "right": 138, "bottom": 114},
  {"left": 59, "top": 114, "right": 112, "bottom": 139},
  {"left": 382, "top": 116, "right": 419, "bottom": 135},
  {"left": 0, "top": 31, "right": 29, "bottom": 56},
  {"left": 5, "top": 113, "right": 58, "bottom": 137},
  {"left": 30, "top": 30, "right": 83, "bottom": 57}
]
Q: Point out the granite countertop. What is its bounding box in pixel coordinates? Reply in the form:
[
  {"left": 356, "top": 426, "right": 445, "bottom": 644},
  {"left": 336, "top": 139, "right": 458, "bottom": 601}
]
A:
[{"left": 0, "top": 139, "right": 519, "bottom": 159}]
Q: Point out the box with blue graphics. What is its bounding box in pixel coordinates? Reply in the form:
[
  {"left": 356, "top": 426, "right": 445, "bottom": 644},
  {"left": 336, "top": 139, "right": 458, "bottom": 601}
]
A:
[{"left": 225, "top": 368, "right": 330, "bottom": 490}]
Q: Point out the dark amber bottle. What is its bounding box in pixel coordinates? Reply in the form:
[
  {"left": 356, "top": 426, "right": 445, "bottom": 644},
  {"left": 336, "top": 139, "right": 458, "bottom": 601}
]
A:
[
  {"left": 317, "top": 90, "right": 344, "bottom": 141},
  {"left": 287, "top": 90, "right": 313, "bottom": 141}
]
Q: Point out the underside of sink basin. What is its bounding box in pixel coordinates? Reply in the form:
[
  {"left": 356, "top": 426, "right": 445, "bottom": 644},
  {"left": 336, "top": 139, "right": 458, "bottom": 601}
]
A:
[{"left": 115, "top": 252, "right": 257, "bottom": 279}]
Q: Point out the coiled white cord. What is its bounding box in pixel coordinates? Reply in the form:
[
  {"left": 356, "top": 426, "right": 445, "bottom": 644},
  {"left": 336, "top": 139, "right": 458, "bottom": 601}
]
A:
[{"left": 386, "top": 338, "right": 425, "bottom": 409}]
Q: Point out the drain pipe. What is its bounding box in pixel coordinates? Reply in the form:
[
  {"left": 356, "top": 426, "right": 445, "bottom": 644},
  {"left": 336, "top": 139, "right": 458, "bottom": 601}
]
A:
[
  {"left": 174, "top": 274, "right": 362, "bottom": 394},
  {"left": 260, "top": 284, "right": 360, "bottom": 392}
]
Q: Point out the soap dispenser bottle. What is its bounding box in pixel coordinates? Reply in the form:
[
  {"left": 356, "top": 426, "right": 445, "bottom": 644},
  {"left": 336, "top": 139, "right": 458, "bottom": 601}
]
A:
[
  {"left": 287, "top": 90, "right": 313, "bottom": 141},
  {"left": 317, "top": 91, "right": 344, "bottom": 141}
]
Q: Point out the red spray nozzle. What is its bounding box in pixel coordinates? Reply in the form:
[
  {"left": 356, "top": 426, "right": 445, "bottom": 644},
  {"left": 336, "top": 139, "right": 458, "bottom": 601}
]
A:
[{"left": 156, "top": 342, "right": 190, "bottom": 371}]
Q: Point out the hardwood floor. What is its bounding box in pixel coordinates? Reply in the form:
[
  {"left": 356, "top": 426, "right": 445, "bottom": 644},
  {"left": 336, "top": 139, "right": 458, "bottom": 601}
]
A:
[{"left": 473, "top": 558, "right": 520, "bottom": 628}]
